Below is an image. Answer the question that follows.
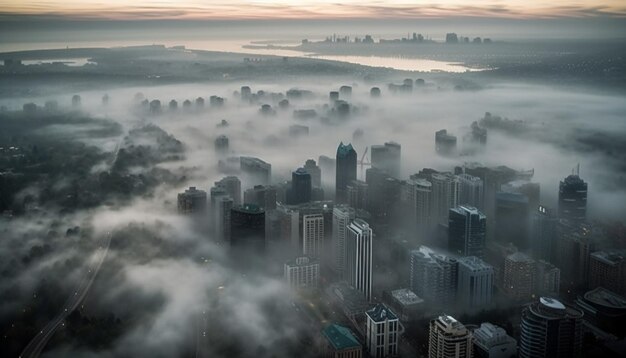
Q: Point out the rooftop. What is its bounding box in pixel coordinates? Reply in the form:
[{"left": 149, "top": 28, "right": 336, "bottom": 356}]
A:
[
  {"left": 584, "top": 287, "right": 626, "bottom": 310},
  {"left": 366, "top": 303, "right": 398, "bottom": 322},
  {"left": 391, "top": 288, "right": 424, "bottom": 306},
  {"left": 591, "top": 251, "right": 625, "bottom": 266},
  {"left": 322, "top": 324, "right": 361, "bottom": 351},
  {"left": 458, "top": 256, "right": 493, "bottom": 271}
]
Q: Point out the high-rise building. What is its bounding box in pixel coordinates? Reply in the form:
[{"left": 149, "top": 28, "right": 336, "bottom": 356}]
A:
[
  {"left": 336, "top": 142, "right": 357, "bottom": 203},
  {"left": 366, "top": 167, "right": 401, "bottom": 231},
  {"left": 215, "top": 176, "right": 241, "bottom": 206},
  {"left": 495, "top": 191, "right": 530, "bottom": 250},
  {"left": 230, "top": 204, "right": 266, "bottom": 256},
  {"left": 215, "top": 135, "right": 229, "bottom": 155},
  {"left": 501, "top": 180, "right": 540, "bottom": 214},
  {"left": 347, "top": 179, "right": 368, "bottom": 212},
  {"left": 371, "top": 141, "right": 401, "bottom": 178},
  {"left": 332, "top": 205, "right": 356, "bottom": 277},
  {"left": 284, "top": 256, "right": 320, "bottom": 289},
  {"left": 406, "top": 178, "right": 433, "bottom": 240},
  {"left": 431, "top": 173, "right": 459, "bottom": 226},
  {"left": 435, "top": 129, "right": 457, "bottom": 156},
  {"left": 210, "top": 186, "right": 230, "bottom": 228},
  {"left": 558, "top": 173, "right": 587, "bottom": 221},
  {"left": 214, "top": 196, "right": 233, "bottom": 242},
  {"left": 502, "top": 252, "right": 535, "bottom": 301},
  {"left": 322, "top": 324, "right": 363, "bottom": 358},
  {"left": 303, "top": 159, "right": 322, "bottom": 188},
  {"left": 448, "top": 206, "right": 487, "bottom": 258},
  {"left": 346, "top": 219, "right": 373, "bottom": 301},
  {"left": 243, "top": 185, "right": 277, "bottom": 211},
  {"left": 519, "top": 297, "right": 583, "bottom": 358},
  {"left": 531, "top": 205, "right": 558, "bottom": 263},
  {"left": 589, "top": 251, "right": 626, "bottom": 296},
  {"left": 575, "top": 287, "right": 626, "bottom": 339},
  {"left": 302, "top": 213, "right": 324, "bottom": 258},
  {"left": 457, "top": 256, "right": 494, "bottom": 309},
  {"left": 240, "top": 156, "right": 271, "bottom": 185},
  {"left": 472, "top": 323, "right": 517, "bottom": 358},
  {"left": 177, "top": 186, "right": 207, "bottom": 214},
  {"left": 458, "top": 174, "right": 484, "bottom": 210},
  {"left": 366, "top": 304, "right": 399, "bottom": 358},
  {"left": 535, "top": 260, "right": 560, "bottom": 297},
  {"left": 289, "top": 168, "right": 312, "bottom": 204},
  {"left": 428, "top": 315, "right": 473, "bottom": 358},
  {"left": 409, "top": 246, "right": 458, "bottom": 306}
]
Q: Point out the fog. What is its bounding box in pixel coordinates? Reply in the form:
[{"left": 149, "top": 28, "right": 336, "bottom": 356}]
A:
[{"left": 1, "top": 44, "right": 626, "bottom": 357}]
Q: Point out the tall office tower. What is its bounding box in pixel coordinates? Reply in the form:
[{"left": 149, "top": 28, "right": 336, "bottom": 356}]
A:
[
  {"left": 243, "top": 185, "right": 277, "bottom": 211},
  {"left": 240, "top": 85, "right": 252, "bottom": 100},
  {"left": 347, "top": 179, "right": 368, "bottom": 211},
  {"left": 495, "top": 191, "right": 530, "bottom": 250},
  {"left": 240, "top": 156, "right": 271, "bottom": 185},
  {"left": 458, "top": 173, "right": 484, "bottom": 209},
  {"left": 558, "top": 172, "right": 588, "bottom": 221},
  {"left": 428, "top": 315, "right": 473, "bottom": 358},
  {"left": 214, "top": 196, "right": 233, "bottom": 242},
  {"left": 289, "top": 168, "right": 312, "bottom": 205},
  {"left": 322, "top": 324, "right": 363, "bottom": 358},
  {"left": 555, "top": 220, "right": 597, "bottom": 289},
  {"left": 531, "top": 205, "right": 558, "bottom": 262},
  {"left": 472, "top": 323, "right": 517, "bottom": 358},
  {"left": 502, "top": 252, "right": 535, "bottom": 301},
  {"left": 366, "top": 304, "right": 399, "bottom": 358},
  {"left": 366, "top": 167, "right": 401, "bottom": 230},
  {"left": 214, "top": 135, "right": 229, "bottom": 155},
  {"left": 519, "top": 297, "right": 584, "bottom": 358},
  {"left": 431, "top": 173, "right": 460, "bottom": 226},
  {"left": 535, "top": 260, "right": 560, "bottom": 297},
  {"left": 457, "top": 256, "right": 494, "bottom": 309},
  {"left": 210, "top": 186, "right": 229, "bottom": 227},
  {"left": 177, "top": 186, "right": 207, "bottom": 214},
  {"left": 371, "top": 141, "right": 401, "bottom": 178},
  {"left": 332, "top": 205, "right": 356, "bottom": 277},
  {"left": 274, "top": 203, "right": 300, "bottom": 252},
  {"left": 501, "top": 180, "right": 540, "bottom": 213},
  {"left": 303, "top": 159, "right": 322, "bottom": 188},
  {"left": 318, "top": 155, "right": 336, "bottom": 191},
  {"left": 589, "top": 251, "right": 626, "bottom": 295},
  {"left": 346, "top": 219, "right": 373, "bottom": 301},
  {"left": 406, "top": 178, "right": 433, "bottom": 240},
  {"left": 302, "top": 213, "right": 324, "bottom": 258},
  {"left": 230, "top": 204, "right": 266, "bottom": 256},
  {"left": 435, "top": 129, "right": 457, "bottom": 156},
  {"left": 214, "top": 176, "right": 241, "bottom": 206},
  {"left": 284, "top": 256, "right": 320, "bottom": 289},
  {"left": 409, "top": 246, "right": 458, "bottom": 306},
  {"left": 448, "top": 206, "right": 487, "bottom": 258},
  {"left": 336, "top": 142, "right": 357, "bottom": 203}
]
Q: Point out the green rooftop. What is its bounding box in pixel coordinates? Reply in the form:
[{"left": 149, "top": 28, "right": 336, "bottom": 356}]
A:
[{"left": 322, "top": 324, "right": 361, "bottom": 351}]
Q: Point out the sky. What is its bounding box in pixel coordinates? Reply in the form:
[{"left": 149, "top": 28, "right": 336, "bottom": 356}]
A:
[{"left": 2, "top": 0, "right": 626, "bottom": 20}]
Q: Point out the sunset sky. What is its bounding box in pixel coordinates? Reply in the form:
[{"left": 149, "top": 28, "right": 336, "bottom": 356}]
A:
[{"left": 2, "top": 0, "right": 626, "bottom": 20}]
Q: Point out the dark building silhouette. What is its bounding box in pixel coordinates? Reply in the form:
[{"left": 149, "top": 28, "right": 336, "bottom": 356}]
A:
[
  {"left": 215, "top": 135, "right": 229, "bottom": 154},
  {"left": 215, "top": 176, "right": 241, "bottom": 206},
  {"left": 448, "top": 206, "right": 486, "bottom": 258},
  {"left": 336, "top": 142, "right": 357, "bottom": 203},
  {"left": 303, "top": 159, "right": 322, "bottom": 188},
  {"left": 558, "top": 173, "right": 587, "bottom": 221},
  {"left": 519, "top": 297, "right": 583, "bottom": 358},
  {"left": 230, "top": 204, "right": 266, "bottom": 256},
  {"left": 531, "top": 205, "right": 558, "bottom": 263},
  {"left": 177, "top": 187, "right": 207, "bottom": 214},
  {"left": 371, "top": 141, "right": 401, "bottom": 178},
  {"left": 446, "top": 33, "right": 459, "bottom": 43},
  {"left": 435, "top": 129, "right": 457, "bottom": 155},
  {"left": 240, "top": 156, "right": 271, "bottom": 186},
  {"left": 289, "top": 168, "right": 312, "bottom": 205},
  {"left": 243, "top": 185, "right": 277, "bottom": 211},
  {"left": 370, "top": 87, "right": 381, "bottom": 98},
  {"left": 495, "top": 191, "right": 530, "bottom": 250}
]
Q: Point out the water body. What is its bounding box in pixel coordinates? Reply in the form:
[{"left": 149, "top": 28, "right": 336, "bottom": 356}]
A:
[{"left": 1, "top": 39, "right": 480, "bottom": 73}]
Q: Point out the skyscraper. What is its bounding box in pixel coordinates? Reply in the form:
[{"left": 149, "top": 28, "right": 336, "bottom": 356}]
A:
[
  {"left": 428, "top": 315, "right": 473, "bottom": 358},
  {"left": 214, "top": 196, "right": 233, "bottom": 242},
  {"left": 457, "top": 256, "right": 494, "bottom": 309},
  {"left": 230, "top": 204, "right": 266, "bottom": 257},
  {"left": 589, "top": 250, "right": 626, "bottom": 296},
  {"left": 346, "top": 219, "right": 373, "bottom": 301},
  {"left": 284, "top": 256, "right": 320, "bottom": 289},
  {"left": 519, "top": 297, "right": 583, "bottom": 358},
  {"left": 366, "top": 304, "right": 399, "bottom": 358},
  {"left": 289, "top": 167, "right": 312, "bottom": 204},
  {"left": 336, "top": 142, "right": 357, "bottom": 203},
  {"left": 177, "top": 186, "right": 207, "bottom": 214},
  {"left": 214, "top": 176, "right": 241, "bottom": 206},
  {"left": 502, "top": 252, "right": 535, "bottom": 301},
  {"left": 448, "top": 206, "right": 487, "bottom": 258},
  {"left": 495, "top": 191, "right": 530, "bottom": 250},
  {"left": 410, "top": 246, "right": 458, "bottom": 306},
  {"left": 243, "top": 185, "right": 277, "bottom": 211},
  {"left": 531, "top": 205, "right": 558, "bottom": 262},
  {"left": 347, "top": 179, "right": 368, "bottom": 211},
  {"left": 431, "top": 173, "right": 459, "bottom": 226},
  {"left": 406, "top": 178, "right": 433, "bottom": 241},
  {"left": 371, "top": 141, "right": 401, "bottom": 178},
  {"left": 458, "top": 173, "right": 484, "bottom": 209},
  {"left": 332, "top": 205, "right": 355, "bottom": 278},
  {"left": 558, "top": 173, "right": 588, "bottom": 221},
  {"left": 302, "top": 213, "right": 324, "bottom": 258},
  {"left": 240, "top": 156, "right": 271, "bottom": 186},
  {"left": 303, "top": 159, "right": 322, "bottom": 188}
]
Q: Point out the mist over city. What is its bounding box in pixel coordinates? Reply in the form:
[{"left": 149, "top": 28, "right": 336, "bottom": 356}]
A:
[{"left": 1, "top": 1, "right": 626, "bottom": 358}]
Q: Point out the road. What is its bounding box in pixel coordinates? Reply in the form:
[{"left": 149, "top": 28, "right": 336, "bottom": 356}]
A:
[{"left": 19, "top": 232, "right": 112, "bottom": 358}]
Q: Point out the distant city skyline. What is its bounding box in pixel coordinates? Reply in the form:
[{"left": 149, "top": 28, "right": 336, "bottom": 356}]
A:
[{"left": 2, "top": 0, "right": 626, "bottom": 20}]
